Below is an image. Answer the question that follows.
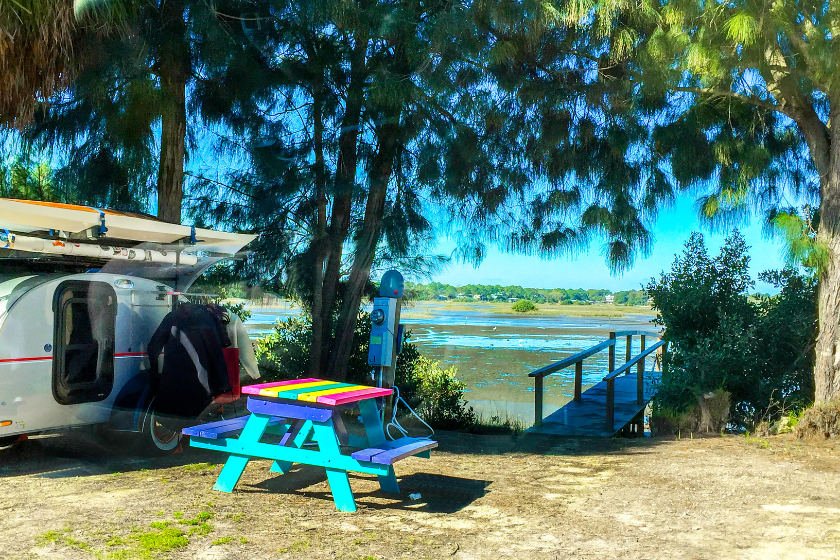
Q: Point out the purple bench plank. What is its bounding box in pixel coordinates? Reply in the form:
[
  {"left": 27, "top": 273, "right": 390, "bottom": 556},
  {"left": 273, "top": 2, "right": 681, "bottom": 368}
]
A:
[
  {"left": 350, "top": 437, "right": 425, "bottom": 461},
  {"left": 351, "top": 437, "right": 437, "bottom": 464},
  {"left": 182, "top": 415, "right": 284, "bottom": 439},
  {"left": 370, "top": 440, "right": 437, "bottom": 464},
  {"left": 247, "top": 396, "right": 333, "bottom": 422}
]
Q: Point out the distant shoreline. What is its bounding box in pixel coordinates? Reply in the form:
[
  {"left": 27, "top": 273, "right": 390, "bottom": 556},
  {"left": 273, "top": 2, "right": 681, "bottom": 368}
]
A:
[
  {"left": 234, "top": 298, "right": 655, "bottom": 320},
  {"left": 401, "top": 300, "right": 654, "bottom": 319}
]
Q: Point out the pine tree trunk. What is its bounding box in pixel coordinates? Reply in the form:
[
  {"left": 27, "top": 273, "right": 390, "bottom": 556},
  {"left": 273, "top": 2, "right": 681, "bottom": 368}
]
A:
[
  {"left": 309, "top": 33, "right": 368, "bottom": 378},
  {"left": 307, "top": 89, "right": 329, "bottom": 379},
  {"left": 155, "top": 0, "right": 188, "bottom": 225},
  {"left": 326, "top": 119, "right": 399, "bottom": 380},
  {"left": 814, "top": 160, "right": 840, "bottom": 403},
  {"left": 157, "top": 74, "right": 186, "bottom": 224}
]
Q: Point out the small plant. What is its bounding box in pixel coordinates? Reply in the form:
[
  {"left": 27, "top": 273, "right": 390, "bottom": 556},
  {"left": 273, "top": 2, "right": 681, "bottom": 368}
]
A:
[
  {"left": 180, "top": 511, "right": 213, "bottom": 526},
  {"left": 135, "top": 527, "right": 189, "bottom": 556},
  {"left": 188, "top": 523, "right": 213, "bottom": 536},
  {"left": 213, "top": 536, "right": 234, "bottom": 545},
  {"left": 411, "top": 357, "right": 476, "bottom": 430},
  {"left": 36, "top": 531, "right": 62, "bottom": 545},
  {"left": 184, "top": 462, "right": 215, "bottom": 471},
  {"left": 512, "top": 299, "right": 537, "bottom": 312},
  {"left": 470, "top": 413, "right": 526, "bottom": 435},
  {"left": 291, "top": 539, "right": 311, "bottom": 552}
]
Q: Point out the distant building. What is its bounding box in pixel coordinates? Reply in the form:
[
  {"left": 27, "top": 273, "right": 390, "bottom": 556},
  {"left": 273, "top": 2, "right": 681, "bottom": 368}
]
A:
[
  {"left": 508, "top": 297, "right": 519, "bottom": 303},
  {"left": 473, "top": 294, "right": 482, "bottom": 300},
  {"left": 437, "top": 294, "right": 448, "bottom": 301},
  {"left": 605, "top": 295, "right": 614, "bottom": 304}
]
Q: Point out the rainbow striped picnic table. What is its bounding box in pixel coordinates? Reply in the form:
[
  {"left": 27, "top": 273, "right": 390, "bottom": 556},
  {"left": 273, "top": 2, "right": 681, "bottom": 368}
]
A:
[{"left": 183, "top": 378, "right": 438, "bottom": 512}]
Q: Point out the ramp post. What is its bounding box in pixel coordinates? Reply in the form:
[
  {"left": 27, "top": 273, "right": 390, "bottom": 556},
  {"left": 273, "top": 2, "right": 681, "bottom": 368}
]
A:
[
  {"left": 534, "top": 375, "right": 543, "bottom": 429},
  {"left": 625, "top": 334, "right": 632, "bottom": 364},
  {"left": 608, "top": 332, "right": 616, "bottom": 373},
  {"left": 574, "top": 361, "right": 583, "bottom": 401},
  {"left": 606, "top": 378, "right": 615, "bottom": 431},
  {"left": 637, "top": 335, "right": 646, "bottom": 404}
]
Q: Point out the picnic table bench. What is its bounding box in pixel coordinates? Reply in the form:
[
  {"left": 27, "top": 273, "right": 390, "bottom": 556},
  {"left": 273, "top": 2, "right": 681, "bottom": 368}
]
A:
[{"left": 183, "top": 378, "right": 438, "bottom": 511}]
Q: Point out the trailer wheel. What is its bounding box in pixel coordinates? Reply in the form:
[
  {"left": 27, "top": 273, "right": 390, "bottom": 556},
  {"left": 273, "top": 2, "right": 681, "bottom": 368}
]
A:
[
  {"left": 0, "top": 435, "right": 19, "bottom": 448},
  {"left": 145, "top": 410, "right": 183, "bottom": 453}
]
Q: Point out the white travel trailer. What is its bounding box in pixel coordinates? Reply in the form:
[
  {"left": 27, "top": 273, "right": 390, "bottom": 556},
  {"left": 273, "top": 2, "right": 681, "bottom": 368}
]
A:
[{"left": 0, "top": 199, "right": 256, "bottom": 450}]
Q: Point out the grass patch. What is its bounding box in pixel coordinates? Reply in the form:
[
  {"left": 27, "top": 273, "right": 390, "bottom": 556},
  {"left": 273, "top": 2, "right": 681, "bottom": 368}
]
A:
[
  {"left": 212, "top": 536, "right": 234, "bottom": 545},
  {"left": 134, "top": 527, "right": 189, "bottom": 557},
  {"left": 469, "top": 412, "right": 526, "bottom": 435},
  {"left": 149, "top": 521, "right": 171, "bottom": 530},
  {"left": 106, "top": 536, "right": 127, "bottom": 547},
  {"left": 239, "top": 537, "right": 248, "bottom": 543},
  {"left": 184, "top": 462, "right": 215, "bottom": 471},
  {"left": 225, "top": 513, "right": 245, "bottom": 523},
  {"left": 188, "top": 522, "right": 213, "bottom": 536},
  {"left": 744, "top": 432, "right": 771, "bottom": 449},
  {"left": 291, "top": 539, "right": 311, "bottom": 552},
  {"left": 36, "top": 530, "right": 63, "bottom": 545},
  {"left": 35, "top": 530, "right": 93, "bottom": 553},
  {"left": 179, "top": 511, "right": 213, "bottom": 526}
]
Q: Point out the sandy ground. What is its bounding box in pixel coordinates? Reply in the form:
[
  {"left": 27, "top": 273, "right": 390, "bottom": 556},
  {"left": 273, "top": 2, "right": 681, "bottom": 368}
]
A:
[{"left": 1, "top": 430, "right": 839, "bottom": 560}]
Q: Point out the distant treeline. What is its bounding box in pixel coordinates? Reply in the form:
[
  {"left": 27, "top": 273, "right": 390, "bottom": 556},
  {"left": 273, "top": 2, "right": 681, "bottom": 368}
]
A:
[{"left": 405, "top": 282, "right": 649, "bottom": 305}]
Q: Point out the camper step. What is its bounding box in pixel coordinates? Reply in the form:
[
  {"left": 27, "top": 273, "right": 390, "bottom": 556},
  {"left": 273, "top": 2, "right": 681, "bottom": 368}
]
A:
[
  {"left": 182, "top": 415, "right": 285, "bottom": 440},
  {"left": 350, "top": 437, "right": 438, "bottom": 465}
]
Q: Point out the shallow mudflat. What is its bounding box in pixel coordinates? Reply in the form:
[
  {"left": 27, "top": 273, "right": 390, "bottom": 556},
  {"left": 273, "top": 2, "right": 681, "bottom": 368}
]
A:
[{"left": 1, "top": 431, "right": 838, "bottom": 559}]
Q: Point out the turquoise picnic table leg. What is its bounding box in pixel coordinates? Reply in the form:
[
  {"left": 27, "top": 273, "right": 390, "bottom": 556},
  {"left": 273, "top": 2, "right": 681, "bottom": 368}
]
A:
[
  {"left": 311, "top": 420, "right": 356, "bottom": 512},
  {"left": 213, "top": 413, "right": 271, "bottom": 493},
  {"left": 270, "top": 419, "right": 313, "bottom": 474},
  {"left": 358, "top": 399, "right": 400, "bottom": 495}
]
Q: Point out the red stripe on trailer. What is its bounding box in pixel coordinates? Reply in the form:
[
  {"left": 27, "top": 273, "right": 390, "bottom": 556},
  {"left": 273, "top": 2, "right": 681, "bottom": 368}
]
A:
[
  {"left": 115, "top": 352, "right": 147, "bottom": 357},
  {"left": 0, "top": 356, "right": 52, "bottom": 364}
]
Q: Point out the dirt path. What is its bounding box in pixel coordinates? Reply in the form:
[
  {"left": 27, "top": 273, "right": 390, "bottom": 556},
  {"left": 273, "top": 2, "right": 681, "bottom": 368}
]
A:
[{"left": 1, "top": 431, "right": 838, "bottom": 559}]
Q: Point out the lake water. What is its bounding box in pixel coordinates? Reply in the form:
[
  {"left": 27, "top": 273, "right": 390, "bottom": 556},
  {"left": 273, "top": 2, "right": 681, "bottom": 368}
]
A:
[{"left": 244, "top": 302, "right": 657, "bottom": 426}]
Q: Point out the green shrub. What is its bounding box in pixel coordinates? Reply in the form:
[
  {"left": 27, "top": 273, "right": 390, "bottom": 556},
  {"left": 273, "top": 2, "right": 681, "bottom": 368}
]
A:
[
  {"left": 410, "top": 357, "right": 475, "bottom": 430},
  {"left": 647, "top": 231, "right": 816, "bottom": 430},
  {"left": 511, "top": 299, "right": 537, "bottom": 312}
]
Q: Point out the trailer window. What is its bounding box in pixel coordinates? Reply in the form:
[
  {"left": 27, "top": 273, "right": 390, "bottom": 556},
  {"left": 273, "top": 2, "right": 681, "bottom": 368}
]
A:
[{"left": 52, "top": 281, "right": 117, "bottom": 405}]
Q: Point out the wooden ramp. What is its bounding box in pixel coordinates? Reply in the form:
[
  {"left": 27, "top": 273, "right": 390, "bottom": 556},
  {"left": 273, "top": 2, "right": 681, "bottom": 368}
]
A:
[
  {"left": 527, "top": 370, "right": 661, "bottom": 437},
  {"left": 526, "top": 331, "right": 667, "bottom": 437}
]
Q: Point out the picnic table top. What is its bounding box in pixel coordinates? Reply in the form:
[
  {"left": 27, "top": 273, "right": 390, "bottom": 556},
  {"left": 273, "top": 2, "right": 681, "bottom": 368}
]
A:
[{"left": 242, "top": 378, "right": 393, "bottom": 406}]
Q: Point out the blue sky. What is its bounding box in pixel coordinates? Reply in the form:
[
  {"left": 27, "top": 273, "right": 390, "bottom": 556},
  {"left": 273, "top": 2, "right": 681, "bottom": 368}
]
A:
[{"left": 420, "top": 194, "right": 790, "bottom": 294}]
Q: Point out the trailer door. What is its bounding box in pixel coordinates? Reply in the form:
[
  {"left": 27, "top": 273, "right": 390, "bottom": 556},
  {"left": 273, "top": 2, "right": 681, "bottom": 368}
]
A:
[{"left": 52, "top": 280, "right": 117, "bottom": 405}]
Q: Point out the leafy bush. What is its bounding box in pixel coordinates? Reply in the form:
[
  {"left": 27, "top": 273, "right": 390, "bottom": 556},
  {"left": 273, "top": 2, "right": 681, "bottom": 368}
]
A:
[
  {"left": 409, "top": 357, "right": 476, "bottom": 430},
  {"left": 511, "top": 299, "right": 537, "bottom": 312},
  {"left": 647, "top": 231, "right": 816, "bottom": 430}
]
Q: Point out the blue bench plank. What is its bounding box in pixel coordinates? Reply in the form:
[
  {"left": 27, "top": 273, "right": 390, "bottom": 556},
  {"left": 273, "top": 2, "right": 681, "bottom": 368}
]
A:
[
  {"left": 182, "top": 415, "right": 284, "bottom": 439},
  {"left": 351, "top": 437, "right": 437, "bottom": 465}
]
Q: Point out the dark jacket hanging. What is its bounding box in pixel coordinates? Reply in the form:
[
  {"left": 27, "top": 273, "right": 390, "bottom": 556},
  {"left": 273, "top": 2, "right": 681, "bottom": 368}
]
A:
[{"left": 147, "top": 303, "right": 232, "bottom": 417}]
